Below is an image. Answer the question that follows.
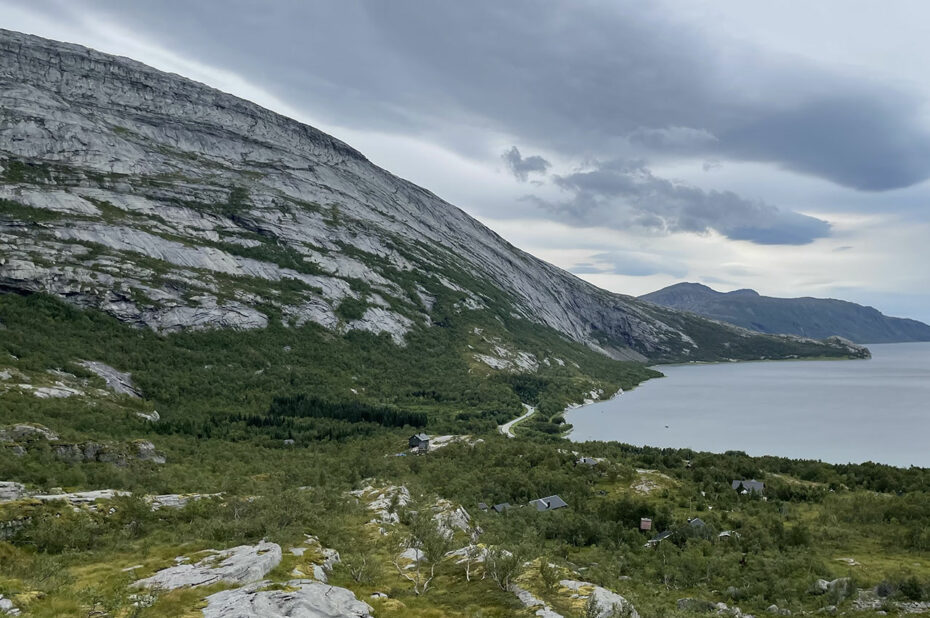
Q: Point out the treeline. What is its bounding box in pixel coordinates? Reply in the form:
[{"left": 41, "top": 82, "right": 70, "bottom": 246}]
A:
[{"left": 268, "top": 394, "right": 427, "bottom": 428}]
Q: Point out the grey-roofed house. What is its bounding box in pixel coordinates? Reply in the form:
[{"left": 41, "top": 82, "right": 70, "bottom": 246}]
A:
[
  {"left": 646, "top": 530, "right": 674, "bottom": 547},
  {"left": 688, "top": 517, "right": 706, "bottom": 529},
  {"left": 529, "top": 495, "right": 568, "bottom": 512},
  {"left": 409, "top": 433, "right": 430, "bottom": 451},
  {"left": 576, "top": 457, "right": 598, "bottom": 466},
  {"left": 477, "top": 502, "right": 489, "bottom": 512},
  {"left": 492, "top": 502, "right": 511, "bottom": 513},
  {"left": 731, "top": 479, "right": 765, "bottom": 494}
]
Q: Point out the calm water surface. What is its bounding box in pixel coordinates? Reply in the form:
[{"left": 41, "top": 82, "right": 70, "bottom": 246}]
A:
[{"left": 566, "top": 342, "right": 930, "bottom": 467}]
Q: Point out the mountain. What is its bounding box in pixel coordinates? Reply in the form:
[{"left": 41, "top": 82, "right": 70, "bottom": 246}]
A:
[
  {"left": 641, "top": 282, "right": 930, "bottom": 344},
  {"left": 0, "top": 28, "right": 865, "bottom": 382}
]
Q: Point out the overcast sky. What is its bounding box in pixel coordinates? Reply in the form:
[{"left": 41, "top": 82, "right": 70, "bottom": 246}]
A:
[{"left": 4, "top": 1, "right": 930, "bottom": 322}]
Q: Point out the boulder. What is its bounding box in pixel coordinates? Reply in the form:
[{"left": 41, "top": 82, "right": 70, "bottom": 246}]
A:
[
  {"left": 134, "top": 541, "right": 282, "bottom": 590},
  {"left": 0, "top": 593, "right": 22, "bottom": 616},
  {"left": 202, "top": 579, "right": 372, "bottom": 617}
]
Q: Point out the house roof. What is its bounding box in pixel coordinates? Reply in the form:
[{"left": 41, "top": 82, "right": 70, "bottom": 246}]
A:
[
  {"left": 477, "top": 502, "right": 489, "bottom": 511},
  {"left": 689, "top": 518, "right": 706, "bottom": 528},
  {"left": 492, "top": 502, "right": 511, "bottom": 512},
  {"left": 530, "top": 495, "right": 568, "bottom": 511},
  {"left": 577, "top": 457, "right": 598, "bottom": 465},
  {"left": 647, "top": 530, "right": 674, "bottom": 544},
  {"left": 411, "top": 433, "right": 430, "bottom": 441},
  {"left": 731, "top": 479, "right": 764, "bottom": 492}
]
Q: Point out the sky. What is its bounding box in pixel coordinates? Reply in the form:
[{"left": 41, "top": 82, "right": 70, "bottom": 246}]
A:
[{"left": 3, "top": 0, "right": 930, "bottom": 322}]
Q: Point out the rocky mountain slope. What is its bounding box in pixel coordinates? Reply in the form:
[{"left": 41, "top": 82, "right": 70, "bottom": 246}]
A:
[
  {"left": 641, "top": 282, "right": 930, "bottom": 344},
  {"left": 0, "top": 29, "right": 866, "bottom": 365}
]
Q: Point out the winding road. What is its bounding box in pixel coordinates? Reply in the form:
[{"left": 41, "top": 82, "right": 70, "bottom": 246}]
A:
[{"left": 498, "top": 404, "right": 536, "bottom": 438}]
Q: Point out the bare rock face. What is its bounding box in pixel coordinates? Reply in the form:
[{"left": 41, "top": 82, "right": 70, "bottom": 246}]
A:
[
  {"left": 0, "top": 28, "right": 867, "bottom": 363},
  {"left": 202, "top": 579, "right": 373, "bottom": 618},
  {"left": 134, "top": 541, "right": 282, "bottom": 590},
  {"left": 78, "top": 361, "right": 142, "bottom": 397},
  {"left": 0, "top": 481, "right": 26, "bottom": 503}
]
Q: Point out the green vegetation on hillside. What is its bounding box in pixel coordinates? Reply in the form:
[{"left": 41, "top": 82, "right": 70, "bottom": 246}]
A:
[{"left": 0, "top": 292, "right": 925, "bottom": 617}]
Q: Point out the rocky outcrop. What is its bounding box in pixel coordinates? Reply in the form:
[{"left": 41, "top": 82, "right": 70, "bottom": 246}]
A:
[
  {"left": 202, "top": 579, "right": 372, "bottom": 618},
  {"left": 563, "top": 580, "right": 639, "bottom": 618},
  {"left": 0, "top": 28, "right": 866, "bottom": 363},
  {"left": 134, "top": 541, "right": 282, "bottom": 590},
  {"left": 0, "top": 481, "right": 26, "bottom": 503},
  {"left": 349, "top": 483, "right": 410, "bottom": 525},
  {"left": 78, "top": 360, "right": 141, "bottom": 397},
  {"left": 51, "top": 439, "right": 165, "bottom": 465},
  {"left": 0, "top": 423, "right": 59, "bottom": 443},
  {"left": 32, "top": 489, "right": 131, "bottom": 506},
  {"left": 288, "top": 534, "right": 341, "bottom": 583}
]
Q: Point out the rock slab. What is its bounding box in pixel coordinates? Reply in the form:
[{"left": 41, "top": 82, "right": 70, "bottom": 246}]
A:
[
  {"left": 202, "top": 579, "right": 372, "bottom": 618},
  {"left": 135, "top": 541, "right": 282, "bottom": 590}
]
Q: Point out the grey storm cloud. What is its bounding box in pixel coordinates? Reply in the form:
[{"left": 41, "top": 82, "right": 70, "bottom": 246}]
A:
[
  {"left": 19, "top": 0, "right": 930, "bottom": 194},
  {"left": 539, "top": 160, "right": 831, "bottom": 245},
  {"left": 502, "top": 146, "right": 551, "bottom": 181}
]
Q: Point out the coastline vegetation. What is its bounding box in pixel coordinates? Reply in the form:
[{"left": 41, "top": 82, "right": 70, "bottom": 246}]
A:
[{"left": 0, "top": 292, "right": 925, "bottom": 617}]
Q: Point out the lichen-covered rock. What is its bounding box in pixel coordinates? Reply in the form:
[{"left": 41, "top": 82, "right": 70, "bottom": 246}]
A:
[
  {"left": 134, "top": 541, "right": 282, "bottom": 590},
  {"left": 203, "top": 579, "right": 372, "bottom": 617}
]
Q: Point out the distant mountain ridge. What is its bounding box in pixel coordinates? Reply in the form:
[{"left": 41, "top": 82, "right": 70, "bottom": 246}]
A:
[{"left": 640, "top": 283, "right": 930, "bottom": 344}]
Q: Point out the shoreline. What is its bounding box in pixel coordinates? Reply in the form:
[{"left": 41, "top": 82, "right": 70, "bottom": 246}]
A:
[{"left": 561, "top": 342, "right": 930, "bottom": 468}]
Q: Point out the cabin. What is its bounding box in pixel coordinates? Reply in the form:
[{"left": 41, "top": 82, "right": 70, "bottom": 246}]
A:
[
  {"left": 640, "top": 517, "right": 652, "bottom": 531},
  {"left": 529, "top": 495, "right": 568, "bottom": 512},
  {"left": 477, "top": 502, "right": 489, "bottom": 512},
  {"left": 731, "top": 479, "right": 765, "bottom": 494},
  {"left": 688, "top": 517, "right": 706, "bottom": 529},
  {"left": 576, "top": 457, "right": 598, "bottom": 466},
  {"left": 408, "top": 433, "right": 430, "bottom": 452},
  {"left": 646, "top": 530, "right": 674, "bottom": 547},
  {"left": 491, "top": 502, "right": 511, "bottom": 513}
]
